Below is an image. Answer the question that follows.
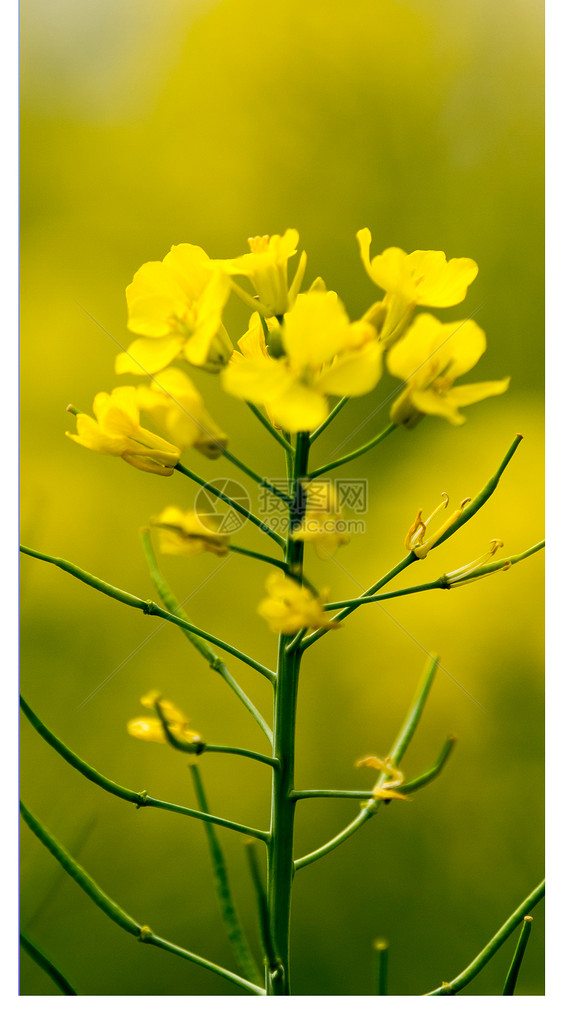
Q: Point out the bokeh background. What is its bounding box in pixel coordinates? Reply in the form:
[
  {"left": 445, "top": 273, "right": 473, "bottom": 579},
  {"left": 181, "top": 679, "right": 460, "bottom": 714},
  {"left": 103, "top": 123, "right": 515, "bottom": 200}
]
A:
[{"left": 20, "top": 0, "right": 544, "bottom": 996}]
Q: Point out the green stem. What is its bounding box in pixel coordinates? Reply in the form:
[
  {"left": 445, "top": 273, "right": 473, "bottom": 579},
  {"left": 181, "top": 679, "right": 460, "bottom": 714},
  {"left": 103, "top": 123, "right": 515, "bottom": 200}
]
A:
[
  {"left": 324, "top": 578, "right": 447, "bottom": 609},
  {"left": 303, "top": 434, "right": 525, "bottom": 649},
  {"left": 308, "top": 423, "right": 396, "bottom": 478},
  {"left": 309, "top": 397, "right": 349, "bottom": 443},
  {"left": 425, "top": 880, "right": 545, "bottom": 996},
  {"left": 189, "top": 765, "right": 263, "bottom": 987},
  {"left": 399, "top": 735, "right": 457, "bottom": 794},
  {"left": 246, "top": 840, "right": 282, "bottom": 988},
  {"left": 228, "top": 543, "right": 287, "bottom": 571},
  {"left": 221, "top": 447, "right": 292, "bottom": 505},
  {"left": 20, "top": 696, "right": 269, "bottom": 841},
  {"left": 387, "top": 655, "right": 440, "bottom": 762},
  {"left": 323, "top": 540, "right": 545, "bottom": 609},
  {"left": 502, "top": 916, "right": 534, "bottom": 995},
  {"left": 431, "top": 433, "right": 523, "bottom": 551},
  {"left": 374, "top": 939, "right": 389, "bottom": 996},
  {"left": 301, "top": 552, "right": 417, "bottom": 650},
  {"left": 291, "top": 738, "right": 455, "bottom": 831},
  {"left": 20, "top": 801, "right": 266, "bottom": 995},
  {"left": 152, "top": 699, "right": 277, "bottom": 768},
  {"left": 246, "top": 402, "right": 294, "bottom": 455},
  {"left": 204, "top": 744, "right": 279, "bottom": 768},
  {"left": 140, "top": 530, "right": 273, "bottom": 743},
  {"left": 292, "top": 789, "right": 379, "bottom": 800},
  {"left": 20, "top": 932, "right": 77, "bottom": 996},
  {"left": 266, "top": 432, "right": 310, "bottom": 994},
  {"left": 20, "top": 544, "right": 275, "bottom": 683},
  {"left": 294, "top": 657, "right": 439, "bottom": 870},
  {"left": 174, "top": 461, "right": 285, "bottom": 549},
  {"left": 294, "top": 809, "right": 372, "bottom": 871}
]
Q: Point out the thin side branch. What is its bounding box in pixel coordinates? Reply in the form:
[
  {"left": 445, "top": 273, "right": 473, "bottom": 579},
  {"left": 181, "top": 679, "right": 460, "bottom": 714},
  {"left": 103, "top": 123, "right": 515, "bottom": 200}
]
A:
[
  {"left": 141, "top": 530, "right": 273, "bottom": 743},
  {"left": 322, "top": 539, "right": 545, "bottom": 608},
  {"left": 502, "top": 917, "right": 534, "bottom": 995},
  {"left": 294, "top": 657, "right": 440, "bottom": 870},
  {"left": 20, "top": 932, "right": 77, "bottom": 996},
  {"left": 20, "top": 802, "right": 265, "bottom": 995},
  {"left": 20, "top": 544, "right": 275, "bottom": 683},
  {"left": 425, "top": 880, "right": 545, "bottom": 995},
  {"left": 20, "top": 696, "right": 269, "bottom": 841},
  {"left": 189, "top": 764, "right": 262, "bottom": 987},
  {"left": 175, "top": 462, "right": 285, "bottom": 548},
  {"left": 309, "top": 397, "right": 349, "bottom": 443},
  {"left": 245, "top": 402, "right": 294, "bottom": 455},
  {"left": 308, "top": 423, "right": 396, "bottom": 478}
]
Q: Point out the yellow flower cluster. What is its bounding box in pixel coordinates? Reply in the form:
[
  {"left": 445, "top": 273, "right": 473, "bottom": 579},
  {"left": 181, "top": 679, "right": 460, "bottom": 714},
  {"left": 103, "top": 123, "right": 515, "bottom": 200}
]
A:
[{"left": 67, "top": 227, "right": 508, "bottom": 476}]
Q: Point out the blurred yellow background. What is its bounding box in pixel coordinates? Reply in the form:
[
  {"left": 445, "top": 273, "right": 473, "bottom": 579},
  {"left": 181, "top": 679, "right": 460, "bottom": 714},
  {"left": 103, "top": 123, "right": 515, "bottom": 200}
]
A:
[{"left": 20, "top": 0, "right": 544, "bottom": 996}]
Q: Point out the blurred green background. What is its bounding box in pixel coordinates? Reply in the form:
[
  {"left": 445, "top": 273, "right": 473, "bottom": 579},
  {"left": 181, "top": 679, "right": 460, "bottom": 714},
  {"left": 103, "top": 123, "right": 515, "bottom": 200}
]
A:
[{"left": 20, "top": 0, "right": 544, "bottom": 996}]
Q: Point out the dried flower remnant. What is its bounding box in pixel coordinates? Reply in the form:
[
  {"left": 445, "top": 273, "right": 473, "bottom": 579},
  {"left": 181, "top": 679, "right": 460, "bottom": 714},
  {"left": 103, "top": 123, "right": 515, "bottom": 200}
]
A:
[
  {"left": 128, "top": 691, "right": 202, "bottom": 750},
  {"left": 444, "top": 539, "right": 509, "bottom": 587},
  {"left": 356, "top": 755, "right": 410, "bottom": 801},
  {"left": 258, "top": 572, "right": 339, "bottom": 635},
  {"left": 151, "top": 506, "right": 230, "bottom": 557}
]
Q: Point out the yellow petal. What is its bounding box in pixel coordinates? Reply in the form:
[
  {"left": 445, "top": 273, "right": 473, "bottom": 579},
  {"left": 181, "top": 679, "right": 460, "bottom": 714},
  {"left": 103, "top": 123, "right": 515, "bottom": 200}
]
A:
[
  {"left": 356, "top": 228, "right": 374, "bottom": 277},
  {"left": 373, "top": 786, "right": 411, "bottom": 802},
  {"left": 126, "top": 261, "right": 187, "bottom": 337},
  {"left": 317, "top": 344, "right": 383, "bottom": 397},
  {"left": 408, "top": 388, "right": 466, "bottom": 425},
  {"left": 282, "top": 290, "right": 352, "bottom": 370},
  {"left": 386, "top": 315, "right": 486, "bottom": 385},
  {"left": 367, "top": 247, "right": 416, "bottom": 300},
  {"left": 446, "top": 377, "right": 511, "bottom": 407},
  {"left": 407, "top": 250, "right": 478, "bottom": 307},
  {"left": 222, "top": 356, "right": 293, "bottom": 403},
  {"left": 115, "top": 337, "right": 185, "bottom": 376},
  {"left": 163, "top": 243, "right": 213, "bottom": 302},
  {"left": 268, "top": 381, "right": 328, "bottom": 433},
  {"left": 127, "top": 717, "right": 168, "bottom": 744},
  {"left": 66, "top": 416, "right": 130, "bottom": 456}
]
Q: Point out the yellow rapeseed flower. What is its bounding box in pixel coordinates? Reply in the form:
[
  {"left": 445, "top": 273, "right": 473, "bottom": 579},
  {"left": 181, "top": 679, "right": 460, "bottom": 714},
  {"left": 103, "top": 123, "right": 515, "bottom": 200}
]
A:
[
  {"left": 150, "top": 505, "right": 230, "bottom": 557},
  {"left": 136, "top": 367, "right": 228, "bottom": 459},
  {"left": 257, "top": 572, "right": 339, "bottom": 635},
  {"left": 386, "top": 313, "right": 510, "bottom": 427},
  {"left": 216, "top": 229, "right": 307, "bottom": 317},
  {"left": 127, "top": 691, "right": 202, "bottom": 749},
  {"left": 116, "top": 243, "right": 232, "bottom": 375},
  {"left": 291, "top": 480, "right": 350, "bottom": 558},
  {"left": 222, "top": 289, "right": 383, "bottom": 432},
  {"left": 357, "top": 229, "right": 478, "bottom": 345},
  {"left": 65, "top": 387, "right": 180, "bottom": 476}
]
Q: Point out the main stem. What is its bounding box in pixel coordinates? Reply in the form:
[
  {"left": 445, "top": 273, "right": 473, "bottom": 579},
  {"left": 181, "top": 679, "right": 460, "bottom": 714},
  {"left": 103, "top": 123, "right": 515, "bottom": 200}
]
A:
[{"left": 266, "top": 433, "right": 309, "bottom": 995}]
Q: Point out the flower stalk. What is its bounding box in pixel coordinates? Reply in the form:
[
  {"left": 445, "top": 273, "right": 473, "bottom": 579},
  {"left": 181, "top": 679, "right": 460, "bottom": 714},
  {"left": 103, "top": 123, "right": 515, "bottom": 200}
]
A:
[{"left": 266, "top": 431, "right": 310, "bottom": 994}]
